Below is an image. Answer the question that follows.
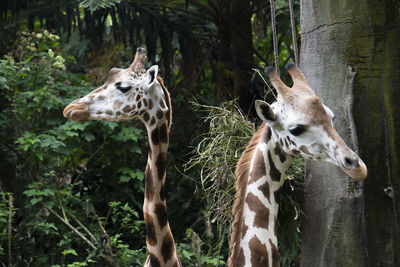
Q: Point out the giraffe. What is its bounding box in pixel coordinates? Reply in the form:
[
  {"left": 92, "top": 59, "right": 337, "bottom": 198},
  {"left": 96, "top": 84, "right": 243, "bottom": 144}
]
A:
[
  {"left": 63, "top": 47, "right": 181, "bottom": 267},
  {"left": 228, "top": 63, "right": 367, "bottom": 267}
]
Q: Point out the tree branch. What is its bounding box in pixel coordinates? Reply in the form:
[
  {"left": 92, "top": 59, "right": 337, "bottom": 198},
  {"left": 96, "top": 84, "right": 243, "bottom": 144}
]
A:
[{"left": 47, "top": 206, "right": 97, "bottom": 250}]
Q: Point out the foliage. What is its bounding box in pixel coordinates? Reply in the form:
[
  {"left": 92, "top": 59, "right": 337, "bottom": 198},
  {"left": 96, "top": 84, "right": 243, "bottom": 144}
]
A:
[
  {"left": 185, "top": 100, "right": 255, "bottom": 257},
  {"left": 186, "top": 100, "right": 304, "bottom": 265},
  {"left": 0, "top": 30, "right": 150, "bottom": 265},
  {"left": 177, "top": 229, "right": 226, "bottom": 267}
]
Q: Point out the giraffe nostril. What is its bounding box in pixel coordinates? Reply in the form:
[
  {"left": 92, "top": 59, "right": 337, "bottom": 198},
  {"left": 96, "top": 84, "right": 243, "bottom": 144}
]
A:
[{"left": 344, "top": 157, "right": 360, "bottom": 168}]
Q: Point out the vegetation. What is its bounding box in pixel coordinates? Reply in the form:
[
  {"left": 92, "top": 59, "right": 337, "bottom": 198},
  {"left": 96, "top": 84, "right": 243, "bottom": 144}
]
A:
[{"left": 0, "top": 0, "right": 302, "bottom": 266}]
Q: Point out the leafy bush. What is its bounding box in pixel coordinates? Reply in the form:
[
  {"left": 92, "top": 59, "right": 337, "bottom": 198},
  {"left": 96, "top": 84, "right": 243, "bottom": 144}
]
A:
[{"left": 0, "top": 30, "right": 149, "bottom": 266}]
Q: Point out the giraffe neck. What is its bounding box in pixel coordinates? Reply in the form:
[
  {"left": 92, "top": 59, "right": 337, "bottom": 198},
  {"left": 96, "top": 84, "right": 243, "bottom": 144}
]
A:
[
  {"left": 143, "top": 122, "right": 180, "bottom": 267},
  {"left": 229, "top": 124, "right": 293, "bottom": 267}
]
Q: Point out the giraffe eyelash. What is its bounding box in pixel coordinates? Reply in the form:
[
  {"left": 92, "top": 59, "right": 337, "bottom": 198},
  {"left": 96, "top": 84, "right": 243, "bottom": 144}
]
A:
[
  {"left": 288, "top": 124, "right": 307, "bottom": 136},
  {"left": 115, "top": 82, "right": 132, "bottom": 93}
]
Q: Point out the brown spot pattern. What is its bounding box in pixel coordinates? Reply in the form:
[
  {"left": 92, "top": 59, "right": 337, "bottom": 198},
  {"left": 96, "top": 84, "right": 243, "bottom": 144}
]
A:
[
  {"left": 161, "top": 231, "right": 174, "bottom": 263},
  {"left": 151, "top": 128, "right": 160, "bottom": 145},
  {"left": 279, "top": 138, "right": 284, "bottom": 147},
  {"left": 136, "top": 95, "right": 141, "bottom": 101},
  {"left": 242, "top": 224, "right": 248, "bottom": 238},
  {"left": 160, "top": 99, "right": 166, "bottom": 109},
  {"left": 284, "top": 138, "right": 289, "bottom": 148},
  {"left": 97, "top": 94, "right": 105, "bottom": 100},
  {"left": 268, "top": 151, "right": 281, "bottom": 182},
  {"left": 122, "top": 105, "right": 131, "bottom": 113},
  {"left": 143, "top": 112, "right": 150, "bottom": 122},
  {"left": 249, "top": 235, "right": 269, "bottom": 267},
  {"left": 155, "top": 203, "right": 168, "bottom": 229},
  {"left": 160, "top": 184, "right": 166, "bottom": 201},
  {"left": 269, "top": 239, "right": 279, "bottom": 267},
  {"left": 237, "top": 248, "right": 245, "bottom": 266},
  {"left": 262, "top": 127, "right": 272, "bottom": 143},
  {"left": 258, "top": 182, "right": 271, "bottom": 203},
  {"left": 246, "top": 192, "right": 270, "bottom": 230},
  {"left": 148, "top": 99, "right": 153, "bottom": 109},
  {"left": 273, "top": 142, "right": 286, "bottom": 163},
  {"left": 159, "top": 124, "right": 168, "bottom": 143},
  {"left": 249, "top": 149, "right": 266, "bottom": 184},
  {"left": 143, "top": 98, "right": 148, "bottom": 106},
  {"left": 156, "top": 109, "right": 163, "bottom": 119},
  {"left": 150, "top": 117, "right": 156, "bottom": 126},
  {"left": 105, "top": 110, "right": 113, "bottom": 115},
  {"left": 156, "top": 152, "right": 167, "bottom": 181},
  {"left": 71, "top": 110, "right": 90, "bottom": 122},
  {"left": 144, "top": 213, "right": 157, "bottom": 246},
  {"left": 145, "top": 165, "right": 154, "bottom": 201},
  {"left": 289, "top": 138, "right": 296, "bottom": 146},
  {"left": 149, "top": 253, "right": 161, "bottom": 267},
  {"left": 138, "top": 101, "right": 142, "bottom": 109}
]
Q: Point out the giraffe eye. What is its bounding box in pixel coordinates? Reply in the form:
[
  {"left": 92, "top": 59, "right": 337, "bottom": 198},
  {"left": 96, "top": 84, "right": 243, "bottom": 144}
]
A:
[
  {"left": 115, "top": 82, "right": 132, "bottom": 93},
  {"left": 289, "top": 125, "right": 307, "bottom": 136}
]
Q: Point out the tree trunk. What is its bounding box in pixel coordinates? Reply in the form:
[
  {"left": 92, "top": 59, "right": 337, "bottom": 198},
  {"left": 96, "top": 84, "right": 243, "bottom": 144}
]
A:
[{"left": 299, "top": 0, "right": 400, "bottom": 266}]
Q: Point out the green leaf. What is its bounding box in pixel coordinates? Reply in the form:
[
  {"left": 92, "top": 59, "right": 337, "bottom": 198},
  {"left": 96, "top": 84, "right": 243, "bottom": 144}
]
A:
[
  {"left": 39, "top": 134, "right": 66, "bottom": 149},
  {"left": 112, "top": 126, "right": 142, "bottom": 142},
  {"left": 82, "top": 132, "right": 95, "bottom": 142},
  {"left": 62, "top": 249, "right": 78, "bottom": 256},
  {"left": 117, "top": 167, "right": 144, "bottom": 183},
  {"left": 30, "top": 197, "right": 43, "bottom": 205}
]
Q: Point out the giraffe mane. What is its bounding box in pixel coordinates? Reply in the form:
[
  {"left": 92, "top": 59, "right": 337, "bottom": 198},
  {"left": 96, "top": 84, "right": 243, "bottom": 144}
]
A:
[
  {"left": 156, "top": 76, "right": 172, "bottom": 129},
  {"left": 228, "top": 122, "right": 267, "bottom": 265}
]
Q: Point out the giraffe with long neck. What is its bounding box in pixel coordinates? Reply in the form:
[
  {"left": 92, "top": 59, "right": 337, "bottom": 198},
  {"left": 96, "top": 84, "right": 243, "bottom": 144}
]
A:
[
  {"left": 228, "top": 63, "right": 367, "bottom": 267},
  {"left": 63, "top": 48, "right": 181, "bottom": 267}
]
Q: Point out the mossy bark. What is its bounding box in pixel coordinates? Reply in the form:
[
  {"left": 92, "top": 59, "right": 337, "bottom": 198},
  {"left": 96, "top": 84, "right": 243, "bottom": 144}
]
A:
[{"left": 299, "top": 0, "right": 400, "bottom": 266}]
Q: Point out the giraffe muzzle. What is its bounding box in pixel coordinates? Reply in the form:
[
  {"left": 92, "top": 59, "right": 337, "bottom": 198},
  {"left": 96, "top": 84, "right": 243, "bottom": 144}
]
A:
[
  {"left": 339, "top": 155, "right": 367, "bottom": 182},
  {"left": 63, "top": 101, "right": 90, "bottom": 122}
]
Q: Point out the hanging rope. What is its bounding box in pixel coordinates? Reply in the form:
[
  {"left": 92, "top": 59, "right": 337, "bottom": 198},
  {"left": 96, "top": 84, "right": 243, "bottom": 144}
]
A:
[
  {"left": 288, "top": 0, "right": 298, "bottom": 65},
  {"left": 270, "top": 0, "right": 280, "bottom": 75}
]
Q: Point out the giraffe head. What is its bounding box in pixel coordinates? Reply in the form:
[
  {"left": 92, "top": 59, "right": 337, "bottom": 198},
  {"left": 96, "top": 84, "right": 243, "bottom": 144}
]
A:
[
  {"left": 255, "top": 63, "right": 367, "bottom": 181},
  {"left": 63, "top": 47, "right": 171, "bottom": 129}
]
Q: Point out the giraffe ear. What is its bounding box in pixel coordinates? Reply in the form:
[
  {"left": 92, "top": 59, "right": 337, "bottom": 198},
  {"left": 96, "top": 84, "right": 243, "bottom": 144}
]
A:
[
  {"left": 255, "top": 100, "right": 277, "bottom": 122},
  {"left": 147, "top": 65, "right": 158, "bottom": 86}
]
